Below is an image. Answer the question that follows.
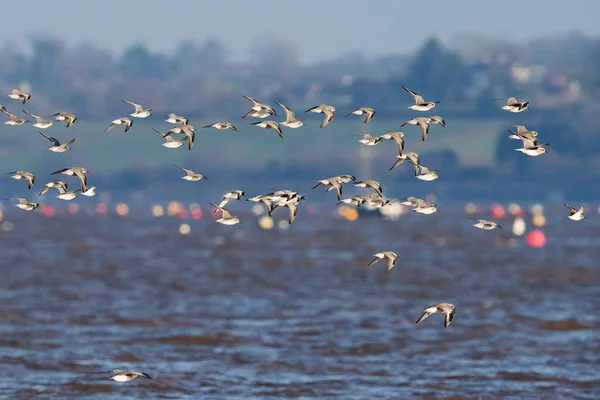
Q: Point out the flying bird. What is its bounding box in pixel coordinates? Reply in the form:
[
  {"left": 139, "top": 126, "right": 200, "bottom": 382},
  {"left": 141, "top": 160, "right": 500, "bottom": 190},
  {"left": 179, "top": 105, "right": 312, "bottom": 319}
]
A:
[
  {"left": 105, "top": 117, "right": 133, "bottom": 133},
  {"left": 496, "top": 97, "right": 529, "bottom": 113},
  {"left": 346, "top": 107, "right": 376, "bottom": 123},
  {"left": 242, "top": 95, "right": 276, "bottom": 116},
  {"left": 468, "top": 218, "right": 503, "bottom": 230},
  {"left": 122, "top": 100, "right": 152, "bottom": 118},
  {"left": 277, "top": 102, "right": 304, "bottom": 128},
  {"left": 6, "top": 197, "right": 38, "bottom": 211},
  {"left": 1, "top": 109, "right": 29, "bottom": 126},
  {"left": 39, "top": 180, "right": 68, "bottom": 196},
  {"left": 251, "top": 120, "right": 283, "bottom": 138},
  {"left": 152, "top": 128, "right": 188, "bottom": 149},
  {"left": 109, "top": 369, "right": 153, "bottom": 383},
  {"left": 376, "top": 131, "right": 405, "bottom": 154},
  {"left": 402, "top": 85, "right": 439, "bottom": 111},
  {"left": 50, "top": 112, "right": 78, "bottom": 128},
  {"left": 305, "top": 104, "right": 336, "bottom": 128},
  {"left": 38, "top": 132, "right": 75, "bottom": 153},
  {"left": 415, "top": 303, "right": 456, "bottom": 328},
  {"left": 8, "top": 88, "right": 31, "bottom": 104},
  {"left": 209, "top": 202, "right": 241, "bottom": 225},
  {"left": 51, "top": 167, "right": 88, "bottom": 191},
  {"left": 165, "top": 113, "right": 189, "bottom": 125},
  {"left": 22, "top": 110, "right": 53, "bottom": 129},
  {"left": 564, "top": 204, "right": 585, "bottom": 221},
  {"left": 175, "top": 166, "right": 207, "bottom": 181},
  {"left": 218, "top": 190, "right": 246, "bottom": 208},
  {"left": 367, "top": 251, "right": 398, "bottom": 271},
  {"left": 203, "top": 122, "right": 237, "bottom": 131},
  {"left": 7, "top": 170, "right": 35, "bottom": 189}
]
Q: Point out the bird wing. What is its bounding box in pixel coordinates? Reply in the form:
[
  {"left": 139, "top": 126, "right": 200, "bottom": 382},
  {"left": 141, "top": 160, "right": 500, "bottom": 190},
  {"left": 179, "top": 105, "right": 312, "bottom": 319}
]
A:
[
  {"left": 418, "top": 119, "right": 430, "bottom": 141},
  {"left": 445, "top": 310, "right": 455, "bottom": 328},
  {"left": 122, "top": 100, "right": 143, "bottom": 113},
  {"left": 73, "top": 170, "right": 87, "bottom": 191},
  {"left": 415, "top": 310, "right": 432, "bottom": 325},
  {"left": 276, "top": 102, "right": 295, "bottom": 121},
  {"left": 39, "top": 131, "right": 60, "bottom": 146},
  {"left": 564, "top": 204, "right": 577, "bottom": 213},
  {"left": 321, "top": 110, "right": 335, "bottom": 128}
]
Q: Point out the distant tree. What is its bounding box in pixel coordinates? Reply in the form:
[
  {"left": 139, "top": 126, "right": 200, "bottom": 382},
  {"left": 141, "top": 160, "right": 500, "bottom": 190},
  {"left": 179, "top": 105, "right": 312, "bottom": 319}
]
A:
[
  {"left": 119, "top": 43, "right": 173, "bottom": 79},
  {"left": 27, "top": 35, "right": 66, "bottom": 91}
]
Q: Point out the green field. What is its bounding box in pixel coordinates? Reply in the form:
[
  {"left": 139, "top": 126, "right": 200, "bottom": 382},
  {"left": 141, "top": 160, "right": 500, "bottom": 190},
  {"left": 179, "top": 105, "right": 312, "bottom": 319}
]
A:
[{"left": 0, "top": 116, "right": 509, "bottom": 175}]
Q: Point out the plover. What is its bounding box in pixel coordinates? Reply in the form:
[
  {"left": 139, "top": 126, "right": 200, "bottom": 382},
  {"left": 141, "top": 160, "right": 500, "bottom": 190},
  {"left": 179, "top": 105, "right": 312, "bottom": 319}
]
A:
[
  {"left": 175, "top": 166, "right": 207, "bottom": 181},
  {"left": 413, "top": 203, "right": 438, "bottom": 214},
  {"left": 8, "top": 89, "right": 31, "bottom": 104},
  {"left": 305, "top": 104, "right": 336, "bottom": 128},
  {"left": 218, "top": 190, "right": 246, "bottom": 208},
  {"left": 109, "top": 369, "right": 152, "bottom": 383},
  {"left": 276, "top": 102, "right": 304, "bottom": 128},
  {"left": 399, "top": 197, "right": 428, "bottom": 208},
  {"left": 497, "top": 97, "right": 529, "bottom": 113},
  {"left": 203, "top": 122, "right": 237, "bottom": 131},
  {"left": 401, "top": 117, "right": 432, "bottom": 141},
  {"left": 508, "top": 128, "right": 538, "bottom": 142},
  {"left": 468, "top": 218, "right": 503, "bottom": 230},
  {"left": 367, "top": 251, "right": 398, "bottom": 271},
  {"left": 122, "top": 100, "right": 152, "bottom": 118},
  {"left": 22, "top": 110, "right": 53, "bottom": 129},
  {"left": 415, "top": 165, "right": 439, "bottom": 181},
  {"left": 51, "top": 167, "right": 88, "bottom": 191},
  {"left": 354, "top": 180, "right": 383, "bottom": 197},
  {"left": 7, "top": 197, "right": 38, "bottom": 211},
  {"left": 82, "top": 186, "right": 97, "bottom": 197},
  {"left": 57, "top": 188, "right": 81, "bottom": 201},
  {"left": 209, "top": 202, "right": 240, "bottom": 225},
  {"left": 1, "top": 109, "right": 29, "bottom": 126},
  {"left": 8, "top": 170, "right": 35, "bottom": 189},
  {"left": 242, "top": 95, "right": 276, "bottom": 116},
  {"left": 312, "top": 175, "right": 355, "bottom": 201},
  {"left": 39, "top": 180, "right": 68, "bottom": 196},
  {"left": 336, "top": 195, "right": 367, "bottom": 207},
  {"left": 105, "top": 118, "right": 133, "bottom": 133},
  {"left": 50, "top": 112, "right": 77, "bottom": 128},
  {"left": 165, "top": 124, "right": 195, "bottom": 150},
  {"left": 564, "top": 204, "right": 585, "bottom": 221},
  {"left": 346, "top": 107, "right": 376, "bottom": 123},
  {"left": 39, "top": 132, "right": 75, "bottom": 153},
  {"left": 165, "top": 113, "right": 189, "bottom": 125},
  {"left": 251, "top": 120, "right": 283, "bottom": 138},
  {"left": 243, "top": 109, "right": 273, "bottom": 119},
  {"left": 152, "top": 128, "right": 188, "bottom": 149},
  {"left": 515, "top": 140, "right": 549, "bottom": 156},
  {"left": 376, "top": 131, "right": 405, "bottom": 154},
  {"left": 402, "top": 85, "right": 439, "bottom": 111},
  {"left": 389, "top": 152, "right": 421, "bottom": 174},
  {"left": 358, "top": 133, "right": 379, "bottom": 146},
  {"left": 416, "top": 303, "right": 456, "bottom": 328}
]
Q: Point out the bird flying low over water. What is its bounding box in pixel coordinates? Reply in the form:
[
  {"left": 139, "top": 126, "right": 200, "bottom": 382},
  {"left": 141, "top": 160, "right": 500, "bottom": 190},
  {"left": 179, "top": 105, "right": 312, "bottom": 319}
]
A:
[
  {"left": 402, "top": 85, "right": 439, "bottom": 111},
  {"left": 414, "top": 165, "right": 439, "bottom": 181},
  {"left": 122, "top": 100, "right": 152, "bottom": 118},
  {"left": 367, "top": 251, "right": 398, "bottom": 271},
  {"left": 251, "top": 120, "right": 283, "bottom": 138},
  {"left": 416, "top": 303, "right": 456, "bottom": 328},
  {"left": 7, "top": 170, "right": 35, "bottom": 189},
  {"left": 346, "top": 107, "right": 376, "bottom": 123},
  {"left": 109, "top": 369, "right": 152, "bottom": 383},
  {"left": 242, "top": 95, "right": 276, "bottom": 116},
  {"left": 165, "top": 113, "right": 189, "bottom": 125},
  {"left": 209, "top": 202, "right": 241, "bottom": 225},
  {"left": 312, "top": 174, "right": 356, "bottom": 201},
  {"left": 105, "top": 117, "right": 133, "bottom": 133},
  {"left": 51, "top": 167, "right": 88, "bottom": 191},
  {"left": 468, "top": 218, "right": 503, "bottom": 230},
  {"left": 152, "top": 128, "right": 188, "bottom": 149},
  {"left": 389, "top": 151, "right": 420, "bottom": 173},
  {"left": 203, "top": 122, "right": 238, "bottom": 131},
  {"left": 358, "top": 133, "right": 379, "bottom": 146},
  {"left": 564, "top": 204, "right": 585, "bottom": 221},
  {"left": 39, "top": 132, "right": 75, "bottom": 153},
  {"left": 6, "top": 197, "right": 38, "bottom": 211},
  {"left": 305, "top": 104, "right": 336, "bottom": 128},
  {"left": 164, "top": 124, "right": 195, "bottom": 150},
  {"left": 175, "top": 166, "right": 207, "bottom": 181},
  {"left": 376, "top": 131, "right": 405, "bottom": 154},
  {"left": 22, "top": 110, "right": 53, "bottom": 129},
  {"left": 495, "top": 97, "right": 529, "bottom": 113},
  {"left": 1, "top": 108, "right": 29, "bottom": 125},
  {"left": 39, "top": 180, "right": 68, "bottom": 196},
  {"left": 277, "top": 102, "right": 304, "bottom": 128},
  {"left": 354, "top": 180, "right": 383, "bottom": 197},
  {"left": 8, "top": 88, "right": 31, "bottom": 104},
  {"left": 218, "top": 190, "right": 246, "bottom": 208}
]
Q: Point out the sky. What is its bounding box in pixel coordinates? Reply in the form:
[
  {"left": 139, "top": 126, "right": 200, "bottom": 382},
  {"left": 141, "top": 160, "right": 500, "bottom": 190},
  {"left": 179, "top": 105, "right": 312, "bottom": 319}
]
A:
[{"left": 2, "top": 0, "right": 599, "bottom": 62}]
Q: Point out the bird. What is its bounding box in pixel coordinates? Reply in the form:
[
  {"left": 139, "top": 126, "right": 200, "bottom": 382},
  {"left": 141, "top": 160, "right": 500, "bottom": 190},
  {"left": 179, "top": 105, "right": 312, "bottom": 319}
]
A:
[
  {"left": 38, "top": 132, "right": 75, "bottom": 153},
  {"left": 203, "top": 122, "right": 237, "bottom": 131},
  {"left": 276, "top": 102, "right": 304, "bottom": 128},
  {"left": 122, "top": 100, "right": 152, "bottom": 118},
  {"left": 389, "top": 152, "right": 421, "bottom": 174},
  {"left": 50, "top": 112, "right": 78, "bottom": 128},
  {"left": 108, "top": 369, "right": 153, "bottom": 383},
  {"left": 22, "top": 110, "right": 53, "bottom": 129},
  {"left": 346, "top": 107, "right": 376, "bottom": 123},
  {"left": 8, "top": 88, "right": 31, "bottom": 104},
  {"left": 354, "top": 180, "right": 383, "bottom": 197},
  {"left": 413, "top": 203, "right": 438, "bottom": 214},
  {"left": 175, "top": 166, "right": 207, "bottom": 181},
  {"left": 51, "top": 167, "right": 88, "bottom": 191},
  {"left": 105, "top": 117, "right": 133, "bottom": 133},
  {"left": 165, "top": 113, "right": 189, "bottom": 125},
  {"left": 8, "top": 170, "right": 35, "bottom": 189},
  {"left": 1, "top": 109, "right": 30, "bottom": 126},
  {"left": 39, "top": 180, "right": 68, "bottom": 196},
  {"left": 7, "top": 197, "right": 38, "bottom": 211},
  {"left": 402, "top": 85, "right": 439, "bottom": 111},
  {"left": 401, "top": 117, "right": 434, "bottom": 141},
  {"left": 468, "top": 218, "right": 503, "bottom": 230},
  {"left": 209, "top": 202, "right": 240, "bottom": 225},
  {"left": 363, "top": 193, "right": 391, "bottom": 208},
  {"left": 357, "top": 133, "right": 379, "bottom": 146},
  {"left": 367, "top": 251, "right": 398, "bottom": 271},
  {"left": 497, "top": 97, "right": 529, "bottom": 113},
  {"left": 515, "top": 140, "right": 549, "bottom": 157},
  {"left": 57, "top": 188, "right": 81, "bottom": 201},
  {"left": 164, "top": 124, "right": 195, "bottom": 150},
  {"left": 415, "top": 303, "right": 456, "bottom": 328},
  {"left": 81, "top": 186, "right": 97, "bottom": 197},
  {"left": 247, "top": 194, "right": 276, "bottom": 217},
  {"left": 305, "top": 104, "right": 336, "bottom": 128},
  {"left": 312, "top": 175, "right": 355, "bottom": 201},
  {"left": 427, "top": 116, "right": 446, "bottom": 127},
  {"left": 508, "top": 126, "right": 538, "bottom": 141},
  {"left": 376, "top": 131, "right": 405, "bottom": 154},
  {"left": 251, "top": 120, "right": 283, "bottom": 138},
  {"left": 336, "top": 195, "right": 368, "bottom": 207},
  {"left": 218, "top": 190, "right": 246, "bottom": 208},
  {"left": 243, "top": 109, "right": 273, "bottom": 119},
  {"left": 399, "top": 197, "right": 428, "bottom": 208},
  {"left": 564, "top": 204, "right": 585, "bottom": 221},
  {"left": 152, "top": 128, "right": 188, "bottom": 149},
  {"left": 242, "top": 95, "right": 277, "bottom": 116},
  {"left": 415, "top": 165, "right": 439, "bottom": 181}
]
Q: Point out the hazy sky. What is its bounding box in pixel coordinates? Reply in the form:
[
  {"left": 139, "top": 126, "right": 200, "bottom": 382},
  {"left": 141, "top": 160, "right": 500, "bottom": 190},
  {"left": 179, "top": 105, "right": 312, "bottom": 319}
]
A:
[{"left": 3, "top": 0, "right": 599, "bottom": 62}]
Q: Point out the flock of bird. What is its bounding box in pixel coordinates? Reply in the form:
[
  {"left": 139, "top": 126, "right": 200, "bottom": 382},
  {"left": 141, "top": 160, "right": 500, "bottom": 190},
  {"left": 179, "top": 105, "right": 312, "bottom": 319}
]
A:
[{"left": 2, "top": 83, "right": 585, "bottom": 382}]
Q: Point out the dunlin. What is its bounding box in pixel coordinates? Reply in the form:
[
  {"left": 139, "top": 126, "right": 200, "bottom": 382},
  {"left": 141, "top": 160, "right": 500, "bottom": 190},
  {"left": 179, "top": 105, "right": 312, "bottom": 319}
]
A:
[
  {"left": 564, "top": 204, "right": 585, "bottom": 221},
  {"left": 346, "top": 107, "right": 376, "bottom": 123},
  {"left": 122, "top": 100, "right": 152, "bottom": 118},
  {"left": 416, "top": 303, "right": 456, "bottom": 328},
  {"left": 8, "top": 170, "right": 35, "bottom": 189},
  {"left": 39, "top": 132, "right": 75, "bottom": 153},
  {"left": 305, "top": 104, "right": 336, "bottom": 128},
  {"left": 402, "top": 85, "right": 439, "bottom": 111},
  {"left": 367, "top": 251, "right": 398, "bottom": 271},
  {"left": 105, "top": 118, "right": 133, "bottom": 133}
]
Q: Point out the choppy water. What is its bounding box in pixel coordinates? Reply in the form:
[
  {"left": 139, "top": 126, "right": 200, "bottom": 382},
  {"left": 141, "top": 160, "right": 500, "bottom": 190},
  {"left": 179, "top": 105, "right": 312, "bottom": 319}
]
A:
[{"left": 1, "top": 209, "right": 599, "bottom": 399}]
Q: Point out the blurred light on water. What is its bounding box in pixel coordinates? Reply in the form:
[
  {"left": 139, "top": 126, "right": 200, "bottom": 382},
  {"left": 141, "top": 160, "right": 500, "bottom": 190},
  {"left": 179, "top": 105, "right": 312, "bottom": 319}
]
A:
[
  {"left": 491, "top": 203, "right": 505, "bottom": 219},
  {"left": 252, "top": 204, "right": 265, "bottom": 216},
  {"left": 167, "top": 201, "right": 181, "bottom": 216},
  {"left": 512, "top": 217, "right": 526, "bottom": 236},
  {"left": 1, "top": 221, "right": 13, "bottom": 232},
  {"left": 526, "top": 230, "right": 547, "bottom": 248},
  {"left": 465, "top": 202, "right": 477, "bottom": 214},
  {"left": 531, "top": 204, "right": 544, "bottom": 216},
  {"left": 508, "top": 203, "right": 522, "bottom": 216},
  {"left": 68, "top": 203, "right": 79, "bottom": 215},
  {"left": 258, "top": 216, "right": 274, "bottom": 230},
  {"left": 533, "top": 214, "right": 546, "bottom": 227},
  {"left": 42, "top": 206, "right": 54, "bottom": 218},
  {"left": 178, "top": 223, "right": 191, "bottom": 235},
  {"left": 115, "top": 203, "right": 129, "bottom": 216},
  {"left": 152, "top": 205, "right": 164, "bottom": 217},
  {"left": 96, "top": 203, "right": 107, "bottom": 215}
]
